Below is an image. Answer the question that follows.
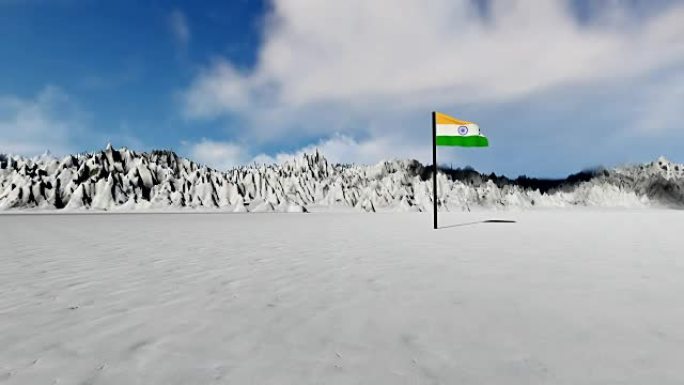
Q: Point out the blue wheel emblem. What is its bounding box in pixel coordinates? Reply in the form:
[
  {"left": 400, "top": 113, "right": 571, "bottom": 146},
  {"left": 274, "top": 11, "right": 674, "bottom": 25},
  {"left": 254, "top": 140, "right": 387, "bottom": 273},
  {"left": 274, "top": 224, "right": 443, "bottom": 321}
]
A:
[{"left": 458, "top": 126, "right": 469, "bottom": 136}]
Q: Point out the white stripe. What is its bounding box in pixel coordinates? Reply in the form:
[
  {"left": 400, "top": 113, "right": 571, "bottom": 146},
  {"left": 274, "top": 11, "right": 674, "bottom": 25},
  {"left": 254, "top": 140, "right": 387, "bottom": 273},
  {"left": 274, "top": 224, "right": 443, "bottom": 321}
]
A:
[{"left": 436, "top": 123, "right": 480, "bottom": 137}]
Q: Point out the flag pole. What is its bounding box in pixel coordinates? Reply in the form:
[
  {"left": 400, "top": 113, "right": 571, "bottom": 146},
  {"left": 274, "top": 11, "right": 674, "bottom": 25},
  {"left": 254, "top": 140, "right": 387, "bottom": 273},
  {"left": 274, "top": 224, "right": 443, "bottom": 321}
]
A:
[{"left": 432, "top": 111, "right": 438, "bottom": 230}]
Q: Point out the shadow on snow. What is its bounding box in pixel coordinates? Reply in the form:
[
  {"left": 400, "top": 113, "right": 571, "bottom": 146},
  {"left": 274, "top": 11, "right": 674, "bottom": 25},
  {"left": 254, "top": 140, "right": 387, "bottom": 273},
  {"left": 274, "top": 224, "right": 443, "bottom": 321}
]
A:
[{"left": 439, "top": 219, "right": 517, "bottom": 229}]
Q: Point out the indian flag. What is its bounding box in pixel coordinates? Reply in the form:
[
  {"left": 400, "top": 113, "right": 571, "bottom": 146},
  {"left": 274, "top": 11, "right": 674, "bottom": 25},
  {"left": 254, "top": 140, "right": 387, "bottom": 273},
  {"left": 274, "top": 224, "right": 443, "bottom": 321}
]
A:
[{"left": 435, "top": 112, "right": 489, "bottom": 147}]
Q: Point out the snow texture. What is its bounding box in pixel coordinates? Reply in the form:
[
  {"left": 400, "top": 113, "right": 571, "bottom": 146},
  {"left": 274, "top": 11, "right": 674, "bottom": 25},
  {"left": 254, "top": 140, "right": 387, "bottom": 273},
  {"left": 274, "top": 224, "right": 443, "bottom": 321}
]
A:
[
  {"left": 1, "top": 145, "right": 682, "bottom": 212},
  {"left": 2, "top": 210, "right": 684, "bottom": 384}
]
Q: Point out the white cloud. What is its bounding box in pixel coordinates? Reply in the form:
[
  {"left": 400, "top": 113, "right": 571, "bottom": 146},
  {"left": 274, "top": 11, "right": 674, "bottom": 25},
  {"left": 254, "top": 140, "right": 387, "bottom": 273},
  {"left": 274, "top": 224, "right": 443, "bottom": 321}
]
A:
[
  {"left": 186, "top": 134, "right": 441, "bottom": 170},
  {"left": 169, "top": 9, "right": 190, "bottom": 47},
  {"left": 184, "top": 62, "right": 253, "bottom": 117},
  {"left": 184, "top": 0, "right": 684, "bottom": 121},
  {"left": 184, "top": 139, "right": 250, "bottom": 170},
  {"left": 0, "top": 86, "right": 83, "bottom": 156},
  {"left": 253, "top": 134, "right": 430, "bottom": 165},
  {"left": 181, "top": 0, "right": 684, "bottom": 170}
]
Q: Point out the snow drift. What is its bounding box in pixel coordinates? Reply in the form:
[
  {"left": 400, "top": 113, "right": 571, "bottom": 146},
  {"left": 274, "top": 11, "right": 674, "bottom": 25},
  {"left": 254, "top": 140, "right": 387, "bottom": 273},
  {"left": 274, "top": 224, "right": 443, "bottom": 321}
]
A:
[{"left": 0, "top": 146, "right": 682, "bottom": 212}]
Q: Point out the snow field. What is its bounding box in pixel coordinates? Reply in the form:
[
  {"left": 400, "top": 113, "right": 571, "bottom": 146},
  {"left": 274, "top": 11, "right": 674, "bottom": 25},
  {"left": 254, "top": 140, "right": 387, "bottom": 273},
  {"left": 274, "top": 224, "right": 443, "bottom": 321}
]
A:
[{"left": 1, "top": 210, "right": 684, "bottom": 384}]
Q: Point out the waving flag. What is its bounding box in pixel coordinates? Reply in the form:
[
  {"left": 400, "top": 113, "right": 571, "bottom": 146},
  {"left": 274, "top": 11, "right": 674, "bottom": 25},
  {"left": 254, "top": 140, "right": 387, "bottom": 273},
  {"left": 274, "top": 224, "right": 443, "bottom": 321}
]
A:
[
  {"left": 430, "top": 111, "right": 490, "bottom": 229},
  {"left": 435, "top": 112, "right": 489, "bottom": 147}
]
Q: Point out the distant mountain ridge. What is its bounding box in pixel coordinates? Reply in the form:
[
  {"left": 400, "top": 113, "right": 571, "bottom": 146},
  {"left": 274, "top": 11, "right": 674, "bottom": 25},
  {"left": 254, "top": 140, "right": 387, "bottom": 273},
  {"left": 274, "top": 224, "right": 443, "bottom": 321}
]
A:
[{"left": 0, "top": 146, "right": 682, "bottom": 211}]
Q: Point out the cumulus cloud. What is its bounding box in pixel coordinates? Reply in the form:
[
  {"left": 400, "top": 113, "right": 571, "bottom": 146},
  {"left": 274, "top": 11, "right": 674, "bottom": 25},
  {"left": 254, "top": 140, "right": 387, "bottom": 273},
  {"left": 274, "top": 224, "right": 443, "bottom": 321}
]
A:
[
  {"left": 182, "top": 0, "right": 684, "bottom": 168},
  {"left": 253, "top": 134, "right": 430, "bottom": 165},
  {"left": 184, "top": 63, "right": 253, "bottom": 117},
  {"left": 184, "top": 139, "right": 250, "bottom": 170},
  {"left": 0, "top": 86, "right": 83, "bottom": 156},
  {"left": 185, "top": 133, "right": 444, "bottom": 170},
  {"left": 168, "top": 9, "right": 190, "bottom": 47},
  {"left": 185, "top": 0, "right": 684, "bottom": 116}
]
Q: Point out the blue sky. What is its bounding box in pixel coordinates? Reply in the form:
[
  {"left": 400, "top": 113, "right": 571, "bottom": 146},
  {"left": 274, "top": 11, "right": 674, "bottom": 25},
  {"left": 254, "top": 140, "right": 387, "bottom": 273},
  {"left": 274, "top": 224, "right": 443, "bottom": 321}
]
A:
[{"left": 1, "top": 0, "right": 683, "bottom": 177}]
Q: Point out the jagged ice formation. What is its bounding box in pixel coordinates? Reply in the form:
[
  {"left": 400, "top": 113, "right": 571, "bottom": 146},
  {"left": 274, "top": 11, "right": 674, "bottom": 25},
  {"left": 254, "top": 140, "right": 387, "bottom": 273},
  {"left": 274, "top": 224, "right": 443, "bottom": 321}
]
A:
[{"left": 0, "top": 146, "right": 682, "bottom": 212}]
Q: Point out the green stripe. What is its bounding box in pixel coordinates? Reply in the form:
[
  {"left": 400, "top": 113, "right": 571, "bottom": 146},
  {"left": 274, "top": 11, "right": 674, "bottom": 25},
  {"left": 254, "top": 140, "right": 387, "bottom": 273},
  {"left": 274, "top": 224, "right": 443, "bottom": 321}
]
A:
[{"left": 436, "top": 135, "right": 489, "bottom": 147}]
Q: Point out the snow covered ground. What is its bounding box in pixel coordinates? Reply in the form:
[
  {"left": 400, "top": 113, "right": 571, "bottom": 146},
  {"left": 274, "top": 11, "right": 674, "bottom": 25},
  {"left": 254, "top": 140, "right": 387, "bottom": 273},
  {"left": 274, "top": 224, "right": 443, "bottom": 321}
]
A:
[{"left": 2, "top": 210, "right": 684, "bottom": 384}]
